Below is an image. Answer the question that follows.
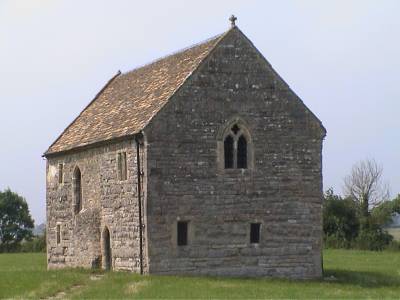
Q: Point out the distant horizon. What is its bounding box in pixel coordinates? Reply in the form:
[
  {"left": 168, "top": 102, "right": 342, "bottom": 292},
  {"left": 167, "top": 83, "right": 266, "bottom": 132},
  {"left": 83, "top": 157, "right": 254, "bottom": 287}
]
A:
[{"left": 1, "top": 0, "right": 399, "bottom": 224}]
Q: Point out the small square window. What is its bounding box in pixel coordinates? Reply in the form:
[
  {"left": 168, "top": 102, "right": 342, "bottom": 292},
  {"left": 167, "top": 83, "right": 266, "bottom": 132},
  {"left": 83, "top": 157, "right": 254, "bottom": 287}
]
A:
[
  {"left": 177, "top": 221, "right": 188, "bottom": 246},
  {"left": 58, "top": 163, "right": 64, "bottom": 184},
  {"left": 250, "top": 223, "right": 261, "bottom": 244},
  {"left": 117, "top": 152, "right": 127, "bottom": 181},
  {"left": 56, "top": 224, "right": 61, "bottom": 245}
]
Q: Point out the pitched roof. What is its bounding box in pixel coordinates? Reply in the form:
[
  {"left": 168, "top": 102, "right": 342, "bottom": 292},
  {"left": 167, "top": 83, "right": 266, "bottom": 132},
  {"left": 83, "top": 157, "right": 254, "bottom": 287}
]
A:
[{"left": 45, "top": 32, "right": 225, "bottom": 156}]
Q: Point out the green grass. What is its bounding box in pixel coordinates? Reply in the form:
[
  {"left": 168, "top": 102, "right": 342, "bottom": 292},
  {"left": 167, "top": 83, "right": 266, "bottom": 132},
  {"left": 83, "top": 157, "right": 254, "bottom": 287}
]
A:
[
  {"left": 1, "top": 250, "right": 400, "bottom": 299},
  {"left": 0, "top": 253, "right": 92, "bottom": 299}
]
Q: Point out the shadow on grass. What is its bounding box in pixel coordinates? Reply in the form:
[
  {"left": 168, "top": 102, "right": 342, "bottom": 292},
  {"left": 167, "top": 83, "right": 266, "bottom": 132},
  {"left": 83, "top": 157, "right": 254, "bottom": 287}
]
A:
[{"left": 324, "top": 269, "right": 400, "bottom": 288}]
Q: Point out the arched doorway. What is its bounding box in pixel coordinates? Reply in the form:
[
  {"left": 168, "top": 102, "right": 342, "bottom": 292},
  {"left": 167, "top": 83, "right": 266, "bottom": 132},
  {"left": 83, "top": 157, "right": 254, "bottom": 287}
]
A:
[{"left": 103, "top": 227, "right": 112, "bottom": 270}]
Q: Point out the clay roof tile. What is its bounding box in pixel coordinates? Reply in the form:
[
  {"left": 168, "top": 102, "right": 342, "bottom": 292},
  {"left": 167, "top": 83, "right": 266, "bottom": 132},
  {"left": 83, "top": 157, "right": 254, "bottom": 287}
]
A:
[{"left": 45, "top": 33, "right": 224, "bottom": 155}]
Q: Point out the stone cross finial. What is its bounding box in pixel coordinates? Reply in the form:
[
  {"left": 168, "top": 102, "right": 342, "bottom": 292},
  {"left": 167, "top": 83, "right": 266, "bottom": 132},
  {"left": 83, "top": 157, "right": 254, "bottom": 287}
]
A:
[{"left": 229, "top": 15, "right": 237, "bottom": 28}]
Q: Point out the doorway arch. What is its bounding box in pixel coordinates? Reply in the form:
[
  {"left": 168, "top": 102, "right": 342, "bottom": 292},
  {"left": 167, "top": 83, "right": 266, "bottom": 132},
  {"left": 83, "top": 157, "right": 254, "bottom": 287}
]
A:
[{"left": 102, "top": 227, "right": 112, "bottom": 270}]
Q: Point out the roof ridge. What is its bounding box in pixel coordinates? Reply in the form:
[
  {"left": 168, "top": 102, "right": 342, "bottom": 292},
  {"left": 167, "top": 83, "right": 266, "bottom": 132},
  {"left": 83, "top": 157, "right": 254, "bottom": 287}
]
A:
[
  {"left": 122, "top": 32, "right": 225, "bottom": 76},
  {"left": 138, "top": 28, "right": 234, "bottom": 133},
  {"left": 45, "top": 27, "right": 235, "bottom": 156}
]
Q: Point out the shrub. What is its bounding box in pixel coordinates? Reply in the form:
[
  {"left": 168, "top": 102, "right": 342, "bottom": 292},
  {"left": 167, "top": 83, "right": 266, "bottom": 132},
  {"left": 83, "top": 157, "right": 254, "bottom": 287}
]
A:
[
  {"left": 323, "top": 189, "right": 359, "bottom": 245},
  {"left": 0, "top": 243, "right": 21, "bottom": 253},
  {"left": 0, "top": 234, "right": 46, "bottom": 253},
  {"left": 324, "top": 234, "right": 350, "bottom": 249},
  {"left": 385, "top": 240, "right": 400, "bottom": 251},
  {"left": 352, "top": 227, "right": 393, "bottom": 251},
  {"left": 20, "top": 235, "right": 46, "bottom": 253}
]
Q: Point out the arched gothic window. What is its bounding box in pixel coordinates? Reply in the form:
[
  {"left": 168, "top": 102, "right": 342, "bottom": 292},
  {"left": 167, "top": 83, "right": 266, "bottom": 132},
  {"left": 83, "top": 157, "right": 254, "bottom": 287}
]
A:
[
  {"left": 73, "top": 167, "right": 82, "bottom": 214},
  {"left": 223, "top": 123, "right": 250, "bottom": 169}
]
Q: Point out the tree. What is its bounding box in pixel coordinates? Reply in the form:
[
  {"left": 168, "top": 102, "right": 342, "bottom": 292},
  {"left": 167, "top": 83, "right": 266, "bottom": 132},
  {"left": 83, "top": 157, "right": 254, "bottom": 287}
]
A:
[
  {"left": 344, "top": 159, "right": 390, "bottom": 219},
  {"left": 323, "top": 188, "right": 359, "bottom": 247},
  {"left": 0, "top": 189, "right": 34, "bottom": 251}
]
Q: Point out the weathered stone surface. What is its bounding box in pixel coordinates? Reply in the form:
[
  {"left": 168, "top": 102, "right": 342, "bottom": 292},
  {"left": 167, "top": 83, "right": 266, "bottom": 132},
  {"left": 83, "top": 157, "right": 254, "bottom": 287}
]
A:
[
  {"left": 143, "top": 28, "right": 324, "bottom": 279},
  {"left": 46, "top": 140, "right": 147, "bottom": 272},
  {"left": 45, "top": 27, "right": 325, "bottom": 279}
]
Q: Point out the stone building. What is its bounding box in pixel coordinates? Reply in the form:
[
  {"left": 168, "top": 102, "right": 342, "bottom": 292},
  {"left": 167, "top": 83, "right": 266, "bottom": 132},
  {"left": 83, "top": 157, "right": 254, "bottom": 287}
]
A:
[{"left": 44, "top": 19, "right": 326, "bottom": 279}]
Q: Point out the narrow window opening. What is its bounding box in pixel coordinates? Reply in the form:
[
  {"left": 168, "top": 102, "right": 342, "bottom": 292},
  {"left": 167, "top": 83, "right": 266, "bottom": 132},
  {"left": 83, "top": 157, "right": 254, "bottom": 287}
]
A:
[
  {"left": 122, "top": 152, "right": 127, "bottom": 180},
  {"left": 73, "top": 167, "right": 82, "bottom": 214},
  {"left": 250, "top": 223, "right": 261, "bottom": 244},
  {"left": 58, "top": 163, "right": 64, "bottom": 184},
  {"left": 224, "top": 135, "right": 234, "bottom": 169},
  {"left": 177, "top": 221, "right": 188, "bottom": 246},
  {"left": 117, "top": 153, "right": 122, "bottom": 180},
  {"left": 117, "top": 152, "right": 127, "bottom": 180},
  {"left": 56, "top": 224, "right": 61, "bottom": 245},
  {"left": 237, "top": 135, "right": 247, "bottom": 169}
]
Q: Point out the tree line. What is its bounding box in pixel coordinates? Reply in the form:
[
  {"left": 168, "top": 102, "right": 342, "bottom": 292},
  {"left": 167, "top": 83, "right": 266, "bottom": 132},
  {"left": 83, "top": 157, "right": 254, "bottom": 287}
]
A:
[
  {"left": 324, "top": 159, "right": 400, "bottom": 250},
  {"left": 1, "top": 158, "right": 398, "bottom": 252}
]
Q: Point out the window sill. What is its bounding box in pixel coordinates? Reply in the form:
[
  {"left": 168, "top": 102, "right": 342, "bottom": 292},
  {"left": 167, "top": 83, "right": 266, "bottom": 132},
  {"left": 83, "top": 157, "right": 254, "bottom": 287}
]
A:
[{"left": 218, "top": 168, "right": 254, "bottom": 175}]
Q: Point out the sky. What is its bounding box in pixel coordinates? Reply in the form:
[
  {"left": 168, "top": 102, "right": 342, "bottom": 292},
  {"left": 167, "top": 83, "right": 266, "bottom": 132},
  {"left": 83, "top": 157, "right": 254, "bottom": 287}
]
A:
[{"left": 0, "top": 0, "right": 399, "bottom": 225}]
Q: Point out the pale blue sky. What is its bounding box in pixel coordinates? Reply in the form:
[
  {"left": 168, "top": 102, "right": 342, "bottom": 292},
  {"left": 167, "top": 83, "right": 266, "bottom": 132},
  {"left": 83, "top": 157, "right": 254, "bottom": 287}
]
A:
[{"left": 0, "top": 0, "right": 399, "bottom": 224}]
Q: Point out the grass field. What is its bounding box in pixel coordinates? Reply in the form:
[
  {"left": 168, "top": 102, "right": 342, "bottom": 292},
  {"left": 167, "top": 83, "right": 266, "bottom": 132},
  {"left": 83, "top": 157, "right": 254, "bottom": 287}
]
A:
[{"left": 1, "top": 250, "right": 400, "bottom": 299}]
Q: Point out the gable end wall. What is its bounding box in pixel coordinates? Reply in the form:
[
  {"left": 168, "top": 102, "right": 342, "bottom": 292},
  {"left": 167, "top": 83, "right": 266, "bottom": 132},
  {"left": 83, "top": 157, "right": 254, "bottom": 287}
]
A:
[{"left": 144, "top": 28, "right": 323, "bottom": 278}]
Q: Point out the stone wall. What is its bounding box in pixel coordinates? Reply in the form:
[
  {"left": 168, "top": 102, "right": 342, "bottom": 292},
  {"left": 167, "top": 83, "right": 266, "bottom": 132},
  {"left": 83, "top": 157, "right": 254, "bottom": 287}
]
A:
[
  {"left": 46, "top": 27, "right": 324, "bottom": 279},
  {"left": 46, "top": 139, "right": 146, "bottom": 272},
  {"left": 143, "top": 28, "right": 325, "bottom": 278}
]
